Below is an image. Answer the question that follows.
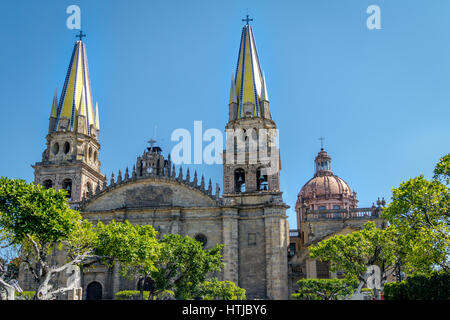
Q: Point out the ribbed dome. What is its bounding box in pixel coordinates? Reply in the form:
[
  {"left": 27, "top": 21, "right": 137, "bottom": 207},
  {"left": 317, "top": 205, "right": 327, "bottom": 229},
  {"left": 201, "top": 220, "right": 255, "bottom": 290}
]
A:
[{"left": 299, "top": 174, "right": 352, "bottom": 199}]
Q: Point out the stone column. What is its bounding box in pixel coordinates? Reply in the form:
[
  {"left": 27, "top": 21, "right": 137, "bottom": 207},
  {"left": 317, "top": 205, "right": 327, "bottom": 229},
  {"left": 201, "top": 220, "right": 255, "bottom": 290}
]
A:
[
  {"left": 264, "top": 210, "right": 288, "bottom": 300},
  {"left": 221, "top": 210, "right": 239, "bottom": 284},
  {"left": 170, "top": 209, "right": 181, "bottom": 234},
  {"left": 306, "top": 257, "right": 317, "bottom": 278}
]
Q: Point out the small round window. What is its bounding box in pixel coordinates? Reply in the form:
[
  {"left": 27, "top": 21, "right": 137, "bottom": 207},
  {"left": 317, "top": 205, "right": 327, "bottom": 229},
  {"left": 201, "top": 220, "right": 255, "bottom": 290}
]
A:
[
  {"left": 64, "top": 142, "right": 70, "bottom": 154},
  {"left": 52, "top": 143, "right": 59, "bottom": 155},
  {"left": 195, "top": 233, "right": 207, "bottom": 248}
]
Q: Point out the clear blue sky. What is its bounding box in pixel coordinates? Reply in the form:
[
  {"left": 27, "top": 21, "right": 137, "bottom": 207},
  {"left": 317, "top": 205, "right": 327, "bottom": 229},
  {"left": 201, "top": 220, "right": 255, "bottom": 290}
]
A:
[{"left": 1, "top": 0, "right": 449, "bottom": 228}]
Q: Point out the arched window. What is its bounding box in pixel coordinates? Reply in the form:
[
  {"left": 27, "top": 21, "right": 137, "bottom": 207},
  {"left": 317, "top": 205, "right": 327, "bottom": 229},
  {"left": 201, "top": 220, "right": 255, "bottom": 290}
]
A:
[
  {"left": 195, "top": 233, "right": 208, "bottom": 248},
  {"left": 234, "top": 168, "right": 245, "bottom": 193},
  {"left": 62, "top": 179, "right": 72, "bottom": 199},
  {"left": 86, "top": 281, "right": 102, "bottom": 300},
  {"left": 63, "top": 142, "right": 70, "bottom": 154},
  {"left": 42, "top": 180, "right": 53, "bottom": 189},
  {"left": 52, "top": 143, "right": 59, "bottom": 155},
  {"left": 256, "top": 168, "right": 268, "bottom": 191},
  {"left": 93, "top": 151, "right": 98, "bottom": 163},
  {"left": 88, "top": 147, "right": 93, "bottom": 160}
]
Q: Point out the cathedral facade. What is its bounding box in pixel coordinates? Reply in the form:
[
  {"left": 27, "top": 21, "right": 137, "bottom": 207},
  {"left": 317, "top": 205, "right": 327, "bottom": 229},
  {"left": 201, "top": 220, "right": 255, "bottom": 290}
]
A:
[
  {"left": 23, "top": 20, "right": 385, "bottom": 300},
  {"left": 28, "top": 22, "right": 289, "bottom": 300}
]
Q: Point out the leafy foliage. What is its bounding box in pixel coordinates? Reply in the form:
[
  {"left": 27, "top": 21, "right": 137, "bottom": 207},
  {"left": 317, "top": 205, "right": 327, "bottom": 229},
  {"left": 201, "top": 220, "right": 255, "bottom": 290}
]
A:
[
  {"left": 150, "top": 234, "right": 224, "bottom": 299},
  {"left": 309, "top": 221, "right": 398, "bottom": 284},
  {"left": 94, "top": 220, "right": 160, "bottom": 277},
  {"left": 196, "top": 279, "right": 246, "bottom": 300},
  {"left": 0, "top": 177, "right": 80, "bottom": 245},
  {"left": 384, "top": 271, "right": 450, "bottom": 300},
  {"left": 114, "top": 290, "right": 174, "bottom": 300},
  {"left": 0, "top": 177, "right": 97, "bottom": 299},
  {"left": 15, "top": 291, "right": 36, "bottom": 300},
  {"left": 0, "top": 177, "right": 244, "bottom": 300},
  {"left": 382, "top": 154, "right": 450, "bottom": 273},
  {"left": 291, "top": 278, "right": 357, "bottom": 300}
]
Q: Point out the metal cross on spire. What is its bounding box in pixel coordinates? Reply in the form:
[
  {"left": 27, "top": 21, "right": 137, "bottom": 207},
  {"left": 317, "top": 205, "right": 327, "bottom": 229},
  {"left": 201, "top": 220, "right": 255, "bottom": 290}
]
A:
[
  {"left": 242, "top": 14, "right": 253, "bottom": 25},
  {"left": 147, "top": 125, "right": 158, "bottom": 149},
  {"left": 319, "top": 137, "right": 325, "bottom": 150},
  {"left": 76, "top": 30, "right": 86, "bottom": 41},
  {"left": 147, "top": 138, "right": 157, "bottom": 148}
]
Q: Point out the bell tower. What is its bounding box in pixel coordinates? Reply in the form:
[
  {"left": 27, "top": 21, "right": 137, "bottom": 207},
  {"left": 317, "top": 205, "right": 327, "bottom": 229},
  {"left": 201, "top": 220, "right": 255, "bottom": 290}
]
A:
[
  {"left": 223, "top": 19, "right": 280, "bottom": 196},
  {"left": 221, "top": 18, "right": 289, "bottom": 300},
  {"left": 33, "top": 34, "right": 105, "bottom": 205}
]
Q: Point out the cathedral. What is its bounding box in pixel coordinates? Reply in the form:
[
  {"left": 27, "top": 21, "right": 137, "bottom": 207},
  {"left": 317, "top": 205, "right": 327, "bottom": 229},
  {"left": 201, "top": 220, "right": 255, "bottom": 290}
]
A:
[{"left": 23, "top": 20, "right": 385, "bottom": 300}]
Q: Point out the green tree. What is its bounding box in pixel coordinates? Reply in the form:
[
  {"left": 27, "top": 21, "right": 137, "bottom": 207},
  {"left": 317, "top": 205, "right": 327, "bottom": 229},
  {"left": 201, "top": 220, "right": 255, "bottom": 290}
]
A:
[
  {"left": 93, "top": 219, "right": 161, "bottom": 300},
  {"left": 291, "top": 278, "right": 357, "bottom": 300},
  {"left": 0, "top": 177, "right": 98, "bottom": 300},
  {"left": 382, "top": 154, "right": 450, "bottom": 274},
  {"left": 196, "top": 279, "right": 246, "bottom": 300},
  {"left": 309, "top": 221, "right": 399, "bottom": 298},
  {"left": 150, "top": 234, "right": 224, "bottom": 300}
]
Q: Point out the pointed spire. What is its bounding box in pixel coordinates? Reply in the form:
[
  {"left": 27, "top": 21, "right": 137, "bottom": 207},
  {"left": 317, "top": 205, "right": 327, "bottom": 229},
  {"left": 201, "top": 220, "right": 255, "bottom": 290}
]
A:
[
  {"left": 234, "top": 23, "right": 265, "bottom": 118},
  {"left": 178, "top": 167, "right": 183, "bottom": 181},
  {"left": 208, "top": 179, "right": 212, "bottom": 195},
  {"left": 215, "top": 183, "right": 220, "bottom": 199},
  {"left": 125, "top": 167, "right": 129, "bottom": 180},
  {"left": 118, "top": 170, "right": 123, "bottom": 183},
  {"left": 193, "top": 171, "right": 198, "bottom": 186},
  {"left": 172, "top": 164, "right": 176, "bottom": 179},
  {"left": 261, "top": 71, "right": 269, "bottom": 101},
  {"left": 94, "top": 102, "right": 100, "bottom": 130},
  {"left": 229, "top": 73, "right": 238, "bottom": 104},
  {"left": 54, "top": 39, "right": 96, "bottom": 136},
  {"left": 132, "top": 165, "right": 137, "bottom": 179},
  {"left": 186, "top": 168, "right": 190, "bottom": 183},
  {"left": 50, "top": 88, "right": 58, "bottom": 118},
  {"left": 200, "top": 175, "right": 205, "bottom": 190},
  {"left": 110, "top": 172, "right": 115, "bottom": 186}
]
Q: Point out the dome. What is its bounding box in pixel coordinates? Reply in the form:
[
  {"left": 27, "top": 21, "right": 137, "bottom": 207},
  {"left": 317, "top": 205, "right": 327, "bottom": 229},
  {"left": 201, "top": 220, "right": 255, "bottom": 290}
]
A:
[
  {"left": 299, "top": 174, "right": 353, "bottom": 199},
  {"left": 296, "top": 148, "right": 357, "bottom": 206}
]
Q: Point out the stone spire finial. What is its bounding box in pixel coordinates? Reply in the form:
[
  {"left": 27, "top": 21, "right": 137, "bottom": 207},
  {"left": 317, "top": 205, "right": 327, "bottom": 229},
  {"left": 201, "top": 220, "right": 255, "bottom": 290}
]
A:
[
  {"left": 178, "top": 167, "right": 183, "bottom": 181},
  {"left": 200, "top": 175, "right": 205, "bottom": 190},
  {"left": 110, "top": 172, "right": 115, "bottom": 186},
  {"left": 172, "top": 164, "right": 176, "bottom": 179},
  {"left": 208, "top": 179, "right": 212, "bottom": 195},
  {"left": 186, "top": 168, "right": 190, "bottom": 182},
  {"left": 215, "top": 183, "right": 220, "bottom": 199},
  {"left": 125, "top": 167, "right": 129, "bottom": 180},
  {"left": 132, "top": 165, "right": 137, "bottom": 179},
  {"left": 117, "top": 170, "right": 122, "bottom": 184},
  {"left": 193, "top": 171, "right": 198, "bottom": 186}
]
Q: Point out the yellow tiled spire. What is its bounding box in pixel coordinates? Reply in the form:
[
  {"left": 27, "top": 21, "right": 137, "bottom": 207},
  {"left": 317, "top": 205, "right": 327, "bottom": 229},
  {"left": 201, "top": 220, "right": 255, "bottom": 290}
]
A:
[
  {"left": 232, "top": 22, "right": 268, "bottom": 118},
  {"left": 53, "top": 40, "right": 96, "bottom": 135}
]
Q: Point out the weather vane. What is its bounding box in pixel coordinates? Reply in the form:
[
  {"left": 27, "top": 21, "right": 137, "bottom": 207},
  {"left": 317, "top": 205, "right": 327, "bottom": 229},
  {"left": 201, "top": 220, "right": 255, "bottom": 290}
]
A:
[{"left": 75, "top": 30, "right": 86, "bottom": 41}]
